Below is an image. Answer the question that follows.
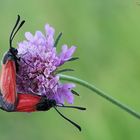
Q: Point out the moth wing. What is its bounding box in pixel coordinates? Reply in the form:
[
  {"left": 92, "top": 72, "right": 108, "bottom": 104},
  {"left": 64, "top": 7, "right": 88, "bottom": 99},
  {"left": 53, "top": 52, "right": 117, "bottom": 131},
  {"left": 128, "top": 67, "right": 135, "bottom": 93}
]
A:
[
  {"left": 0, "top": 60, "right": 17, "bottom": 105},
  {"left": 16, "top": 94, "right": 41, "bottom": 112}
]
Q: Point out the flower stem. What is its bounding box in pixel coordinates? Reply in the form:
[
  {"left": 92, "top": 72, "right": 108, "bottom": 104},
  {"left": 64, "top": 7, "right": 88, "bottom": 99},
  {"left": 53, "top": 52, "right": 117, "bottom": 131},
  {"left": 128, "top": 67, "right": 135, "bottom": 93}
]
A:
[{"left": 59, "top": 74, "right": 140, "bottom": 119}]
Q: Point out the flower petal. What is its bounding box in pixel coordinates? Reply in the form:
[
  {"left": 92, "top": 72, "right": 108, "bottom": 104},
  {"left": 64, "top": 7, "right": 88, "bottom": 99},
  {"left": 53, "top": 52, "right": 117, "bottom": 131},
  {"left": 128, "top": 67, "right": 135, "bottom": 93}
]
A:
[
  {"left": 25, "top": 32, "right": 34, "bottom": 41},
  {"left": 59, "top": 45, "right": 76, "bottom": 65},
  {"left": 45, "top": 24, "right": 55, "bottom": 37},
  {"left": 17, "top": 23, "right": 76, "bottom": 105}
]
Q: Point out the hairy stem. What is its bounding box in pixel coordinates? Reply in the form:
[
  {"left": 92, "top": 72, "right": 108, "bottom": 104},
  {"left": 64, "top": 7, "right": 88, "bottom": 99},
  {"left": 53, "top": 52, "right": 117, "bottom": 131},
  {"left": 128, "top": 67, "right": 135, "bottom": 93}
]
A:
[{"left": 59, "top": 74, "right": 140, "bottom": 119}]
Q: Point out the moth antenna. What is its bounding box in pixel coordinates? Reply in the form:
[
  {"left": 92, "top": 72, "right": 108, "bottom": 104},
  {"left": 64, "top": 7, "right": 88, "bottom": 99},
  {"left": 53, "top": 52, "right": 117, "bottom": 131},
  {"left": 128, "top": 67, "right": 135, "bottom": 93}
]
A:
[
  {"left": 57, "top": 104, "right": 86, "bottom": 110},
  {"left": 53, "top": 106, "right": 81, "bottom": 131},
  {"left": 9, "top": 15, "right": 25, "bottom": 48},
  {"left": 21, "top": 58, "right": 34, "bottom": 68},
  {"left": 9, "top": 15, "right": 20, "bottom": 48},
  {"left": 11, "top": 20, "right": 25, "bottom": 42}
]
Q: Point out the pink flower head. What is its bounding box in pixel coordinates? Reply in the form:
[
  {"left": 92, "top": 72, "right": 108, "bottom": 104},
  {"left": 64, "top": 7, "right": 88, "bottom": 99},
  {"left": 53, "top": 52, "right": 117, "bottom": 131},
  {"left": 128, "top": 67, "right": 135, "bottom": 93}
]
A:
[{"left": 16, "top": 24, "right": 76, "bottom": 104}]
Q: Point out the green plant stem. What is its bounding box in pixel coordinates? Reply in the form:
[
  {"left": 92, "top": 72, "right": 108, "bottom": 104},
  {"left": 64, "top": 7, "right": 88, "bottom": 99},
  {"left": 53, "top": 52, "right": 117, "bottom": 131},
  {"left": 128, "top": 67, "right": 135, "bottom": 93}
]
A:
[{"left": 59, "top": 74, "right": 140, "bottom": 119}]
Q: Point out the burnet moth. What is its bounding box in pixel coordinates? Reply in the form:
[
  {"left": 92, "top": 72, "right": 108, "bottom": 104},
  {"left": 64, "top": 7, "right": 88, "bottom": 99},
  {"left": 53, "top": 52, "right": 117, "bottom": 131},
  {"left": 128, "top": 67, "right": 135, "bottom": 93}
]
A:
[{"left": 0, "top": 15, "right": 86, "bottom": 131}]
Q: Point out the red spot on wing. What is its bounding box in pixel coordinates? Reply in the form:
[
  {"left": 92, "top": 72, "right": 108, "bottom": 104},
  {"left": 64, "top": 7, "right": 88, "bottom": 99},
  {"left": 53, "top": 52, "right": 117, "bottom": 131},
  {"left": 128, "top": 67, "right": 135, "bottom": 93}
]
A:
[
  {"left": 16, "top": 94, "right": 41, "bottom": 112},
  {"left": 0, "top": 60, "right": 17, "bottom": 105}
]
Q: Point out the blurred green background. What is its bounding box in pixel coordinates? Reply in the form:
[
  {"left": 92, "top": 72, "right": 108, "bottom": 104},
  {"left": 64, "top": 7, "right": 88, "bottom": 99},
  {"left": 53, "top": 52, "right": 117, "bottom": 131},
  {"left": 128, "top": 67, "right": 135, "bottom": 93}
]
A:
[{"left": 0, "top": 0, "right": 140, "bottom": 140}]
